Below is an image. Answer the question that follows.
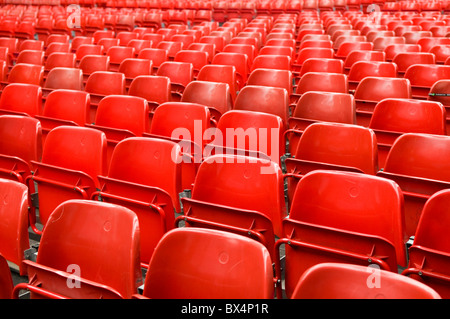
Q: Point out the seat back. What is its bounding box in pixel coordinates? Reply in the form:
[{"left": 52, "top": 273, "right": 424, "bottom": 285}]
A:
[
  {"left": 128, "top": 75, "right": 171, "bottom": 109},
  {"left": 142, "top": 228, "right": 274, "bottom": 299},
  {"left": 247, "top": 68, "right": 293, "bottom": 96},
  {"left": 181, "top": 80, "right": 232, "bottom": 120},
  {"left": 0, "top": 179, "right": 30, "bottom": 276},
  {"left": 211, "top": 51, "right": 249, "bottom": 89},
  {"left": 197, "top": 64, "right": 238, "bottom": 101},
  {"left": 0, "top": 83, "right": 42, "bottom": 117},
  {"left": 393, "top": 52, "right": 436, "bottom": 74},
  {"left": 234, "top": 85, "right": 289, "bottom": 126},
  {"left": 292, "top": 263, "right": 441, "bottom": 299},
  {"left": 0, "top": 253, "right": 13, "bottom": 299},
  {"left": 30, "top": 200, "right": 142, "bottom": 299},
  {"left": 156, "top": 61, "right": 194, "bottom": 88},
  {"left": 137, "top": 48, "right": 168, "bottom": 72},
  {"left": 44, "top": 67, "right": 84, "bottom": 91},
  {"left": 7, "top": 63, "right": 44, "bottom": 86},
  {"left": 296, "top": 72, "right": 348, "bottom": 95},
  {"left": 404, "top": 64, "right": 450, "bottom": 99},
  {"left": 299, "top": 58, "right": 343, "bottom": 77},
  {"left": 251, "top": 54, "right": 291, "bottom": 72},
  {"left": 84, "top": 71, "right": 126, "bottom": 96},
  {"left": 45, "top": 52, "right": 76, "bottom": 70}
]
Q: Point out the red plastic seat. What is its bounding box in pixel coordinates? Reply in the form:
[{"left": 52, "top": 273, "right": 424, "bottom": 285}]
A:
[
  {"left": 137, "top": 48, "right": 168, "bottom": 74},
  {"left": 292, "top": 263, "right": 441, "bottom": 299},
  {"left": 377, "top": 133, "right": 450, "bottom": 237},
  {"left": 347, "top": 61, "right": 398, "bottom": 91},
  {"left": 0, "top": 178, "right": 30, "bottom": 277},
  {"left": 295, "top": 72, "right": 349, "bottom": 102},
  {"left": 13, "top": 200, "right": 142, "bottom": 299},
  {"left": 178, "top": 153, "right": 286, "bottom": 245},
  {"left": 135, "top": 228, "right": 274, "bottom": 299},
  {"left": 0, "top": 83, "right": 42, "bottom": 117},
  {"left": 0, "top": 253, "right": 13, "bottom": 299},
  {"left": 35, "top": 89, "right": 90, "bottom": 143},
  {"left": 285, "top": 92, "right": 356, "bottom": 154},
  {"left": 429, "top": 45, "right": 450, "bottom": 64},
  {"left": 44, "top": 52, "right": 76, "bottom": 71},
  {"left": 78, "top": 55, "right": 110, "bottom": 84},
  {"left": 128, "top": 75, "right": 171, "bottom": 112},
  {"left": 293, "top": 47, "right": 335, "bottom": 72},
  {"left": 428, "top": 80, "right": 450, "bottom": 126},
  {"left": 16, "top": 50, "right": 45, "bottom": 66},
  {"left": 84, "top": 71, "right": 126, "bottom": 122},
  {"left": 277, "top": 169, "right": 407, "bottom": 298},
  {"left": 205, "top": 109, "right": 285, "bottom": 166},
  {"left": 417, "top": 37, "right": 450, "bottom": 53},
  {"left": 118, "top": 58, "right": 152, "bottom": 88},
  {"left": 7, "top": 63, "right": 44, "bottom": 86},
  {"left": 174, "top": 49, "right": 209, "bottom": 77},
  {"left": 75, "top": 44, "right": 104, "bottom": 61},
  {"left": 45, "top": 42, "right": 72, "bottom": 57},
  {"left": 393, "top": 52, "right": 436, "bottom": 75},
  {"left": 353, "top": 77, "right": 412, "bottom": 126},
  {"left": 335, "top": 41, "right": 373, "bottom": 60},
  {"left": 211, "top": 51, "right": 249, "bottom": 89},
  {"left": 93, "top": 136, "right": 182, "bottom": 268},
  {"left": 404, "top": 64, "right": 450, "bottom": 100},
  {"left": 156, "top": 61, "right": 194, "bottom": 100},
  {"left": 223, "top": 43, "right": 256, "bottom": 68},
  {"left": 402, "top": 189, "right": 450, "bottom": 298},
  {"left": 197, "top": 64, "right": 238, "bottom": 102},
  {"left": 247, "top": 68, "right": 294, "bottom": 103},
  {"left": 156, "top": 41, "right": 183, "bottom": 60},
  {"left": 250, "top": 54, "right": 291, "bottom": 72},
  {"left": 116, "top": 31, "right": 139, "bottom": 46},
  {"left": 43, "top": 67, "right": 84, "bottom": 96},
  {"left": 27, "top": 126, "right": 107, "bottom": 234},
  {"left": 373, "top": 36, "right": 405, "bottom": 51},
  {"left": 0, "top": 115, "right": 42, "bottom": 189},
  {"left": 234, "top": 85, "right": 289, "bottom": 127},
  {"left": 369, "top": 98, "right": 446, "bottom": 168},
  {"left": 333, "top": 35, "right": 367, "bottom": 51},
  {"left": 87, "top": 95, "right": 149, "bottom": 164},
  {"left": 97, "top": 38, "right": 120, "bottom": 54},
  {"left": 106, "top": 46, "right": 135, "bottom": 72},
  {"left": 181, "top": 80, "right": 232, "bottom": 122},
  {"left": 343, "top": 50, "right": 385, "bottom": 74}
]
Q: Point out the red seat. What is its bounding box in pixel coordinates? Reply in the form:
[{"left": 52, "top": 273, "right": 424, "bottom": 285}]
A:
[
  {"left": 156, "top": 41, "right": 183, "bottom": 60},
  {"left": 6, "top": 63, "right": 44, "bottom": 87},
  {"left": 27, "top": 126, "right": 107, "bottom": 234},
  {"left": 347, "top": 61, "right": 398, "bottom": 91},
  {"left": 16, "top": 50, "right": 45, "bottom": 66},
  {"left": 373, "top": 36, "right": 405, "bottom": 51},
  {"left": 135, "top": 228, "right": 274, "bottom": 299},
  {"left": 343, "top": 50, "right": 385, "bottom": 74},
  {"left": 335, "top": 41, "right": 373, "bottom": 60},
  {"left": 0, "top": 253, "right": 13, "bottom": 299},
  {"left": 402, "top": 189, "right": 450, "bottom": 298},
  {"left": 277, "top": 169, "right": 407, "bottom": 298},
  {"left": 181, "top": 80, "right": 232, "bottom": 122},
  {"left": 292, "top": 263, "right": 441, "bottom": 299},
  {"left": 87, "top": 95, "right": 149, "bottom": 166},
  {"left": 45, "top": 43, "right": 72, "bottom": 57},
  {"left": 293, "top": 47, "right": 335, "bottom": 73},
  {"left": 0, "top": 115, "right": 42, "bottom": 189},
  {"left": 211, "top": 51, "right": 249, "bottom": 89},
  {"left": 156, "top": 61, "right": 194, "bottom": 101},
  {"left": 174, "top": 49, "right": 209, "bottom": 77},
  {"left": 404, "top": 64, "right": 450, "bottom": 100},
  {"left": 13, "top": 200, "right": 142, "bottom": 299},
  {"left": 250, "top": 54, "right": 291, "bottom": 72},
  {"left": 118, "top": 58, "right": 152, "bottom": 88},
  {"left": 0, "top": 82, "right": 42, "bottom": 117},
  {"left": 429, "top": 45, "right": 450, "bottom": 64},
  {"left": 128, "top": 75, "right": 171, "bottom": 112},
  {"left": 285, "top": 92, "right": 356, "bottom": 154},
  {"left": 295, "top": 72, "right": 348, "bottom": 102},
  {"left": 84, "top": 71, "right": 126, "bottom": 122},
  {"left": 234, "top": 85, "right": 289, "bottom": 127},
  {"left": 44, "top": 52, "right": 76, "bottom": 71},
  {"left": 223, "top": 43, "right": 256, "bottom": 68},
  {"left": 417, "top": 37, "right": 450, "bottom": 53},
  {"left": 393, "top": 52, "right": 436, "bottom": 75},
  {"left": 43, "top": 67, "right": 84, "bottom": 96},
  {"left": 137, "top": 48, "right": 168, "bottom": 74},
  {"left": 377, "top": 133, "right": 450, "bottom": 237},
  {"left": 205, "top": 109, "right": 285, "bottom": 166},
  {"left": 106, "top": 46, "right": 135, "bottom": 72},
  {"left": 197, "top": 64, "right": 238, "bottom": 102},
  {"left": 353, "top": 77, "right": 412, "bottom": 126},
  {"left": 78, "top": 55, "right": 110, "bottom": 84},
  {"left": 369, "top": 98, "right": 447, "bottom": 168},
  {"left": 92, "top": 137, "right": 182, "bottom": 268},
  {"left": 247, "top": 68, "right": 294, "bottom": 103},
  {"left": 178, "top": 153, "right": 286, "bottom": 245},
  {"left": 97, "top": 38, "right": 120, "bottom": 54},
  {"left": 75, "top": 44, "right": 104, "bottom": 61},
  {"left": 116, "top": 31, "right": 139, "bottom": 46},
  {"left": 35, "top": 89, "right": 90, "bottom": 143},
  {"left": 0, "top": 178, "right": 30, "bottom": 277}
]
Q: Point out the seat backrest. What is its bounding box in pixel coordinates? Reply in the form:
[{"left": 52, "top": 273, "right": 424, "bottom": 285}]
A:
[
  {"left": 296, "top": 72, "right": 348, "bottom": 95},
  {"left": 181, "top": 80, "right": 232, "bottom": 117},
  {"left": 107, "top": 137, "right": 182, "bottom": 208},
  {"left": 354, "top": 77, "right": 411, "bottom": 102},
  {"left": 428, "top": 79, "right": 450, "bottom": 106},
  {"left": 0, "top": 178, "right": 29, "bottom": 276},
  {"left": 0, "top": 83, "right": 42, "bottom": 117},
  {"left": 137, "top": 48, "right": 168, "bottom": 69},
  {"left": 211, "top": 109, "right": 285, "bottom": 164},
  {"left": 174, "top": 49, "right": 209, "bottom": 72},
  {"left": 197, "top": 64, "right": 238, "bottom": 100},
  {"left": 128, "top": 75, "right": 171, "bottom": 105},
  {"left": 404, "top": 64, "right": 450, "bottom": 88},
  {"left": 42, "top": 126, "right": 107, "bottom": 180},
  {"left": 190, "top": 154, "right": 286, "bottom": 234},
  {"left": 251, "top": 54, "right": 291, "bottom": 72},
  {"left": 295, "top": 47, "right": 335, "bottom": 66},
  {"left": 45, "top": 52, "right": 76, "bottom": 70},
  {"left": 211, "top": 51, "right": 249, "bottom": 88},
  {"left": 16, "top": 50, "right": 45, "bottom": 66},
  {"left": 44, "top": 67, "right": 84, "bottom": 91},
  {"left": 76, "top": 44, "right": 104, "bottom": 60},
  {"left": 234, "top": 85, "right": 289, "bottom": 125},
  {"left": 383, "top": 43, "right": 421, "bottom": 61},
  {"left": 293, "top": 91, "right": 356, "bottom": 124},
  {"left": 291, "top": 263, "right": 441, "bottom": 299},
  {"left": 84, "top": 71, "right": 126, "bottom": 96},
  {"left": 35, "top": 199, "right": 142, "bottom": 299},
  {"left": 290, "top": 170, "right": 407, "bottom": 266},
  {"left": 0, "top": 115, "right": 42, "bottom": 163},
  {"left": 106, "top": 46, "right": 135, "bottom": 64},
  {"left": 369, "top": 98, "right": 446, "bottom": 135},
  {"left": 348, "top": 61, "right": 398, "bottom": 83},
  {"left": 118, "top": 58, "right": 152, "bottom": 79},
  {"left": 299, "top": 58, "right": 343, "bottom": 76},
  {"left": 97, "top": 38, "right": 120, "bottom": 54},
  {"left": 156, "top": 61, "right": 194, "bottom": 87},
  {"left": 42, "top": 90, "right": 90, "bottom": 127},
  {"left": 383, "top": 133, "right": 450, "bottom": 182},
  {"left": 94, "top": 95, "right": 149, "bottom": 136},
  {"left": 78, "top": 55, "right": 110, "bottom": 75},
  {"left": 247, "top": 68, "right": 293, "bottom": 95},
  {"left": 335, "top": 41, "right": 373, "bottom": 58},
  {"left": 393, "top": 52, "right": 436, "bottom": 74},
  {"left": 417, "top": 37, "right": 450, "bottom": 53},
  {"left": 143, "top": 228, "right": 274, "bottom": 299},
  {"left": 0, "top": 253, "right": 13, "bottom": 299},
  {"left": 7, "top": 63, "right": 44, "bottom": 86},
  {"left": 343, "top": 50, "right": 385, "bottom": 70},
  {"left": 294, "top": 122, "right": 379, "bottom": 174}
]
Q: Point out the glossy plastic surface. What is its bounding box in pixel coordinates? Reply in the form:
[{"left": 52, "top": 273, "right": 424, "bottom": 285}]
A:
[{"left": 0, "top": 83, "right": 42, "bottom": 117}]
